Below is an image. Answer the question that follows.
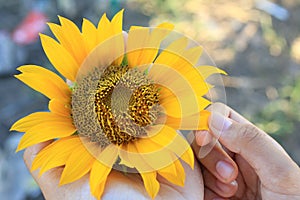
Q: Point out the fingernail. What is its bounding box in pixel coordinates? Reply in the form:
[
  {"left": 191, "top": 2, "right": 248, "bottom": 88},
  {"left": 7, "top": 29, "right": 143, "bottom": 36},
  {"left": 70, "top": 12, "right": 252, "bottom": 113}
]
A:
[
  {"left": 216, "top": 160, "right": 234, "bottom": 180},
  {"left": 210, "top": 112, "right": 232, "bottom": 132},
  {"left": 195, "top": 130, "right": 212, "bottom": 146}
]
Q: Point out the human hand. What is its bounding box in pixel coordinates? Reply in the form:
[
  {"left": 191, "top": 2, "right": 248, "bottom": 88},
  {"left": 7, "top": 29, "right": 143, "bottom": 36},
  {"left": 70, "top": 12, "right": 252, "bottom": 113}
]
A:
[
  {"left": 193, "top": 103, "right": 300, "bottom": 199},
  {"left": 23, "top": 141, "right": 205, "bottom": 200}
]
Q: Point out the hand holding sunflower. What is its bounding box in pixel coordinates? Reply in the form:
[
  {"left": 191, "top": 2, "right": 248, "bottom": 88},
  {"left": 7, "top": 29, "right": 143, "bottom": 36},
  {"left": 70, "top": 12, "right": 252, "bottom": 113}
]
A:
[{"left": 23, "top": 141, "right": 205, "bottom": 200}]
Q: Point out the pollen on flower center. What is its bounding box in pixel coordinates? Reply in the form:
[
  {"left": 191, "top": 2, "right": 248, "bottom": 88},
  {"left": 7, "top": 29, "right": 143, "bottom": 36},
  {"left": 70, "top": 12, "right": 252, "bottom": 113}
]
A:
[{"left": 72, "top": 65, "right": 160, "bottom": 146}]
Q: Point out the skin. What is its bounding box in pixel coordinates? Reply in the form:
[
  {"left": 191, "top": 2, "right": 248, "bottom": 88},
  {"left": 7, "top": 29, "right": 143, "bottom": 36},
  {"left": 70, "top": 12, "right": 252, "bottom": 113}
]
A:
[{"left": 194, "top": 103, "right": 300, "bottom": 200}]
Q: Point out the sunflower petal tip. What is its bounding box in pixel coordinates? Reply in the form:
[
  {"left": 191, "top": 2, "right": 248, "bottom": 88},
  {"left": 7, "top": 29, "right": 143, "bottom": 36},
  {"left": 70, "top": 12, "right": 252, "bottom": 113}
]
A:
[
  {"left": 39, "top": 33, "right": 47, "bottom": 39},
  {"left": 38, "top": 172, "right": 43, "bottom": 178},
  {"left": 177, "top": 180, "right": 185, "bottom": 187},
  {"left": 15, "top": 66, "right": 23, "bottom": 72},
  {"left": 9, "top": 126, "right": 15, "bottom": 131},
  {"left": 38, "top": 168, "right": 47, "bottom": 177},
  {"left": 46, "top": 22, "right": 53, "bottom": 26},
  {"left": 58, "top": 179, "right": 65, "bottom": 186},
  {"left": 30, "top": 165, "right": 38, "bottom": 173},
  {"left": 189, "top": 158, "right": 195, "bottom": 170},
  {"left": 57, "top": 15, "right": 64, "bottom": 21},
  {"left": 118, "top": 8, "right": 125, "bottom": 14},
  {"left": 15, "top": 146, "right": 22, "bottom": 153},
  {"left": 158, "top": 22, "right": 175, "bottom": 30}
]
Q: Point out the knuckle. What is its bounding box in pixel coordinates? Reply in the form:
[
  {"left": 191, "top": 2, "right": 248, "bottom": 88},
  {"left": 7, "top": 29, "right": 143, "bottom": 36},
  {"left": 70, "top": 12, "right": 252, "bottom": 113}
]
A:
[{"left": 237, "top": 124, "right": 261, "bottom": 144}]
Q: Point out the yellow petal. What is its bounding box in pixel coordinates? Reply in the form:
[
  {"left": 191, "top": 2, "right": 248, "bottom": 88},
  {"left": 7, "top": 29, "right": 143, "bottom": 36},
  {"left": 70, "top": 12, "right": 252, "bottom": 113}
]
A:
[
  {"left": 164, "top": 110, "right": 210, "bottom": 130},
  {"left": 89, "top": 144, "right": 118, "bottom": 199},
  {"left": 16, "top": 120, "right": 76, "bottom": 152},
  {"left": 137, "top": 23, "right": 174, "bottom": 66},
  {"left": 97, "top": 13, "right": 112, "bottom": 44},
  {"left": 150, "top": 63, "right": 210, "bottom": 98},
  {"left": 135, "top": 138, "right": 177, "bottom": 171},
  {"left": 154, "top": 37, "right": 187, "bottom": 68},
  {"left": 127, "top": 26, "right": 149, "bottom": 67},
  {"left": 96, "top": 12, "right": 125, "bottom": 66},
  {"left": 127, "top": 23, "right": 174, "bottom": 67},
  {"left": 59, "top": 143, "right": 94, "bottom": 185},
  {"left": 92, "top": 175, "right": 108, "bottom": 200},
  {"left": 96, "top": 144, "right": 119, "bottom": 167},
  {"left": 15, "top": 65, "right": 71, "bottom": 100},
  {"left": 78, "top": 33, "right": 124, "bottom": 80},
  {"left": 149, "top": 63, "right": 211, "bottom": 117},
  {"left": 125, "top": 143, "right": 153, "bottom": 172},
  {"left": 181, "top": 46, "right": 203, "bottom": 67},
  {"left": 32, "top": 136, "right": 81, "bottom": 175},
  {"left": 173, "top": 158, "right": 185, "bottom": 185},
  {"left": 156, "top": 85, "right": 181, "bottom": 117},
  {"left": 40, "top": 33, "right": 79, "bottom": 81},
  {"left": 141, "top": 172, "right": 160, "bottom": 199},
  {"left": 82, "top": 18, "right": 97, "bottom": 53},
  {"left": 79, "top": 11, "right": 125, "bottom": 78},
  {"left": 111, "top": 9, "right": 124, "bottom": 33},
  {"left": 48, "top": 99, "right": 71, "bottom": 117},
  {"left": 148, "top": 125, "right": 194, "bottom": 169},
  {"left": 10, "top": 112, "right": 70, "bottom": 132},
  {"left": 89, "top": 160, "right": 112, "bottom": 197},
  {"left": 50, "top": 16, "right": 87, "bottom": 65},
  {"left": 155, "top": 36, "right": 202, "bottom": 67},
  {"left": 154, "top": 37, "right": 188, "bottom": 66},
  {"left": 157, "top": 158, "right": 185, "bottom": 186},
  {"left": 154, "top": 38, "right": 214, "bottom": 106},
  {"left": 196, "top": 65, "right": 227, "bottom": 79},
  {"left": 179, "top": 147, "right": 194, "bottom": 170},
  {"left": 177, "top": 65, "right": 211, "bottom": 96},
  {"left": 110, "top": 9, "right": 124, "bottom": 66},
  {"left": 153, "top": 22, "right": 175, "bottom": 36},
  {"left": 119, "top": 144, "right": 134, "bottom": 168}
]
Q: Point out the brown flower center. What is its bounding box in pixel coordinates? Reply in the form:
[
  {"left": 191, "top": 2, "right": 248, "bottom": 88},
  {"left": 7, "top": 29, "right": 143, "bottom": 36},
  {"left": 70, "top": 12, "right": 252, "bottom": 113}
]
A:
[{"left": 72, "top": 65, "right": 160, "bottom": 147}]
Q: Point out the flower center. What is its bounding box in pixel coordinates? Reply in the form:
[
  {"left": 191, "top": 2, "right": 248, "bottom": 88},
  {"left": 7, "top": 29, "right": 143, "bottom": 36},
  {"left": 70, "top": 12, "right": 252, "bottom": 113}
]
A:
[{"left": 72, "top": 65, "right": 160, "bottom": 146}]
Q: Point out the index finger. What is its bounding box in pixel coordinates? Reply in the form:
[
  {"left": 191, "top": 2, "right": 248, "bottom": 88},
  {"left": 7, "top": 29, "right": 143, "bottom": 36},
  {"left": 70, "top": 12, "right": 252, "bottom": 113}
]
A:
[
  {"left": 196, "top": 102, "right": 249, "bottom": 158},
  {"left": 207, "top": 103, "right": 251, "bottom": 124}
]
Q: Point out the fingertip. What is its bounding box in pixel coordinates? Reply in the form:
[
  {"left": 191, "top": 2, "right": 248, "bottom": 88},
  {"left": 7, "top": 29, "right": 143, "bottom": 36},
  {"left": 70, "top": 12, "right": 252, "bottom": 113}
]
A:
[
  {"left": 215, "top": 160, "right": 238, "bottom": 183},
  {"left": 122, "top": 30, "right": 128, "bottom": 38},
  {"left": 122, "top": 31, "right": 128, "bottom": 49},
  {"left": 215, "top": 179, "right": 238, "bottom": 198},
  {"left": 195, "top": 130, "right": 213, "bottom": 146},
  {"left": 209, "top": 112, "right": 233, "bottom": 134}
]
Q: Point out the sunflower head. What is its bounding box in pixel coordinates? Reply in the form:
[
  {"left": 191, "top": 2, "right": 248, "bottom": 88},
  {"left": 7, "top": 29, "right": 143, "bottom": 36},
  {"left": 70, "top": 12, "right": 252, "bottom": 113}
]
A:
[{"left": 11, "top": 9, "right": 226, "bottom": 199}]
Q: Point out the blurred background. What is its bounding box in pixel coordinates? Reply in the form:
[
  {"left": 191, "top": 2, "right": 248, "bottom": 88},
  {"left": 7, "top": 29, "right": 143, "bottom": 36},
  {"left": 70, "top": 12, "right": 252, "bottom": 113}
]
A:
[{"left": 0, "top": 0, "right": 299, "bottom": 199}]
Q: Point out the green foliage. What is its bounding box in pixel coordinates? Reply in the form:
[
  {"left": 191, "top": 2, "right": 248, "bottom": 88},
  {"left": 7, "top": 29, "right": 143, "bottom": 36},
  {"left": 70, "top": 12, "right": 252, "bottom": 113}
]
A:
[{"left": 253, "top": 77, "right": 300, "bottom": 137}]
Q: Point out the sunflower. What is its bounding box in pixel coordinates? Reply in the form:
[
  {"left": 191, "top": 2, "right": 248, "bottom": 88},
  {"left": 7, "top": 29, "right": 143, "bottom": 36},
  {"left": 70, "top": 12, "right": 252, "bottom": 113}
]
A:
[{"left": 11, "top": 10, "right": 225, "bottom": 199}]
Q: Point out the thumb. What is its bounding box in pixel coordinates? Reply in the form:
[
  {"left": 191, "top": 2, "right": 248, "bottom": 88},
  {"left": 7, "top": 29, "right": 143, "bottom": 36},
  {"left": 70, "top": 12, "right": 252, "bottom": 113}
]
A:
[{"left": 209, "top": 112, "right": 300, "bottom": 191}]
